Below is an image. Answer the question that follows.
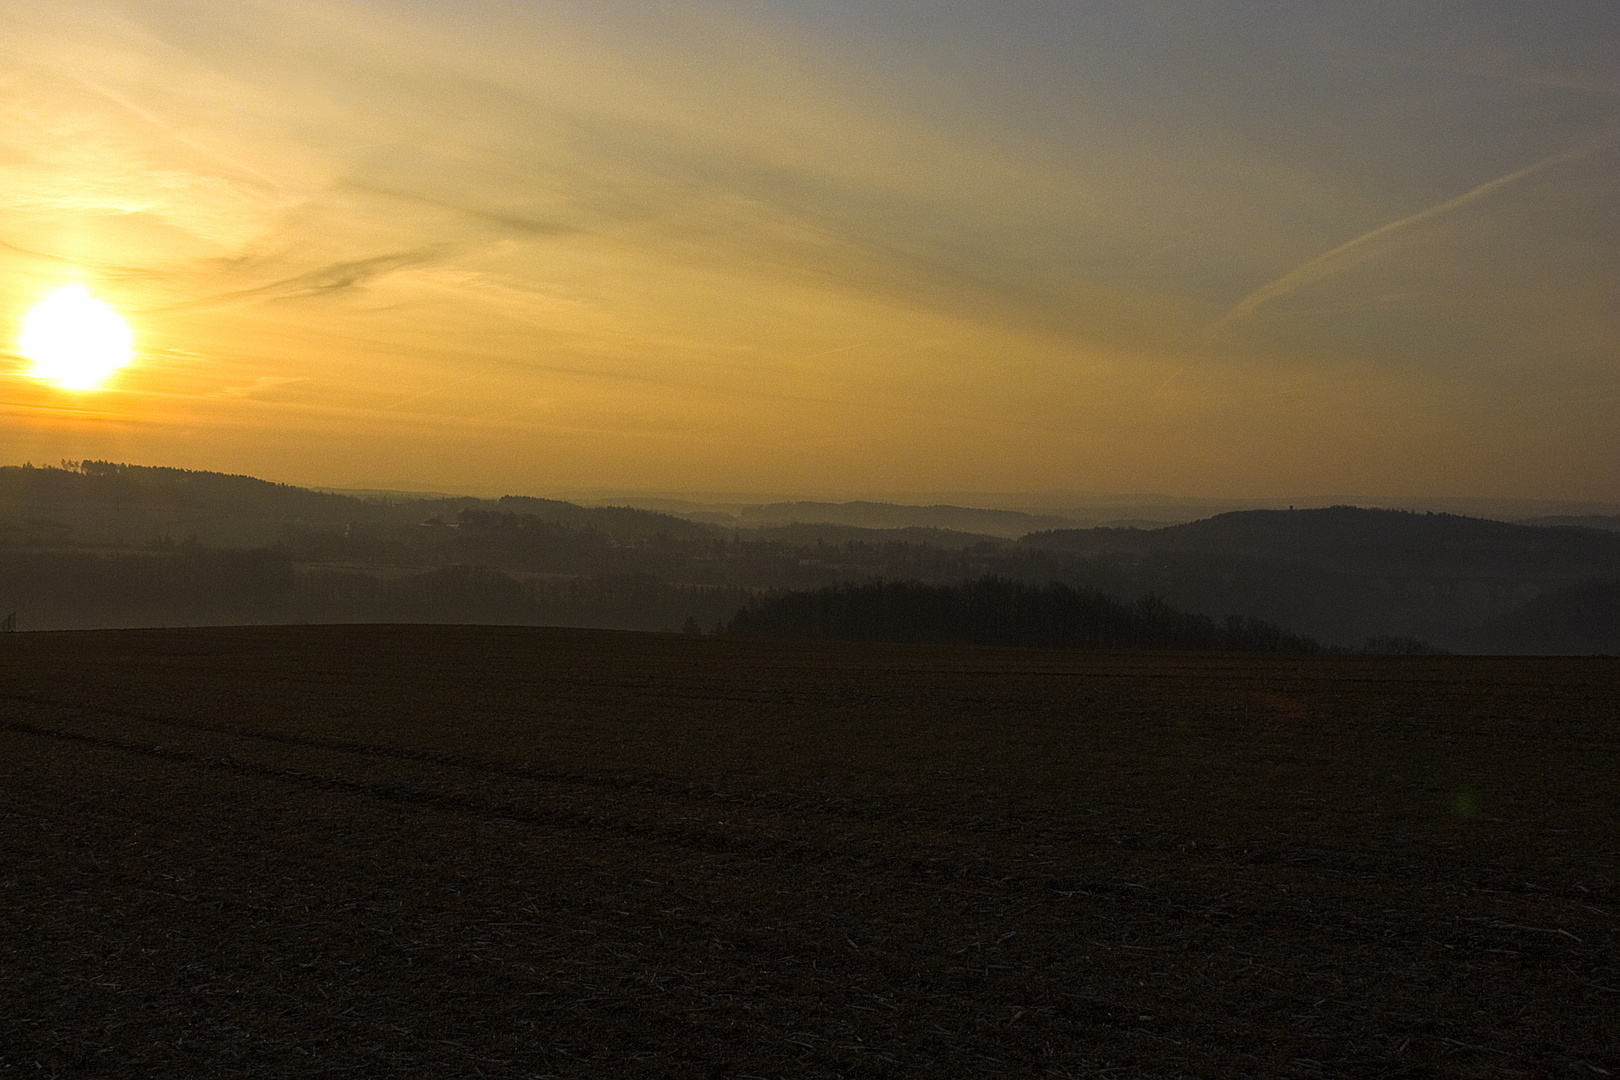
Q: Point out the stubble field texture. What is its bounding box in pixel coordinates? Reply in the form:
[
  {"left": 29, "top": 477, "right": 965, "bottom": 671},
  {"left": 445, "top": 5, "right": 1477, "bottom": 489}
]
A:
[{"left": 0, "top": 625, "right": 1616, "bottom": 1078}]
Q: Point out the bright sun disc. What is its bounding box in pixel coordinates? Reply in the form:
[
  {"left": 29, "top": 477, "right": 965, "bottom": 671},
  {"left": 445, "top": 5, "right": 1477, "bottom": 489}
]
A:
[{"left": 18, "top": 284, "right": 134, "bottom": 390}]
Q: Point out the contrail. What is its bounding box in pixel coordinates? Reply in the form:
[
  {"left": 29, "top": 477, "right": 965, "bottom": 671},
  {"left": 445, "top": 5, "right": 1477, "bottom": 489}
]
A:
[
  {"left": 802, "top": 342, "right": 870, "bottom": 359},
  {"left": 71, "top": 76, "right": 283, "bottom": 190},
  {"left": 381, "top": 373, "right": 482, "bottom": 411},
  {"left": 1206, "top": 133, "right": 1618, "bottom": 337}
]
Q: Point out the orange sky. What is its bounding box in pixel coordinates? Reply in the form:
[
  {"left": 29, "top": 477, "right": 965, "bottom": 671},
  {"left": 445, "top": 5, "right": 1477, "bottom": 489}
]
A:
[{"left": 2, "top": 2, "right": 1617, "bottom": 501}]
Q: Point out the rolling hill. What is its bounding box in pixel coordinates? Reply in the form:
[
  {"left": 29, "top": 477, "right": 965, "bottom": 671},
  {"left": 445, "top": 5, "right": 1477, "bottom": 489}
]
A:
[{"left": 3, "top": 464, "right": 1616, "bottom": 650}]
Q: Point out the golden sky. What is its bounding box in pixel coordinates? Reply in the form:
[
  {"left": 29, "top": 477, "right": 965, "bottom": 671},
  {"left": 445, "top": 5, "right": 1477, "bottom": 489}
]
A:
[{"left": 2, "top": 1, "right": 1617, "bottom": 499}]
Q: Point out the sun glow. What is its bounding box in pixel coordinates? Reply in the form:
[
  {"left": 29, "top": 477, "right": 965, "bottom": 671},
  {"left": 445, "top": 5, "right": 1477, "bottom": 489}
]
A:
[{"left": 18, "top": 285, "right": 134, "bottom": 390}]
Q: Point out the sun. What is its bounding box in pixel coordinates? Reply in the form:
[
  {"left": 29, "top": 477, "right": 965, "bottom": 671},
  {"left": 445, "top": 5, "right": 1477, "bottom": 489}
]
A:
[{"left": 18, "top": 284, "right": 134, "bottom": 390}]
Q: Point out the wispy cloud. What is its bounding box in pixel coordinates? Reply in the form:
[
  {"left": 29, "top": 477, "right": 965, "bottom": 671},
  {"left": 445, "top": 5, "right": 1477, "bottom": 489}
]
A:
[
  {"left": 1207, "top": 133, "right": 1618, "bottom": 337},
  {"left": 142, "top": 248, "right": 453, "bottom": 313},
  {"left": 70, "top": 75, "right": 284, "bottom": 191},
  {"left": 0, "top": 238, "right": 78, "bottom": 265},
  {"left": 339, "top": 185, "right": 572, "bottom": 239},
  {"left": 206, "top": 375, "right": 300, "bottom": 399}
]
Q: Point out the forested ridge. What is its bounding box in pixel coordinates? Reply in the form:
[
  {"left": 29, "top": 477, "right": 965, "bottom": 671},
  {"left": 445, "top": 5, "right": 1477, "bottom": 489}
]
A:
[
  {"left": 724, "top": 578, "right": 1330, "bottom": 652},
  {"left": 0, "top": 462, "right": 1612, "bottom": 651}
]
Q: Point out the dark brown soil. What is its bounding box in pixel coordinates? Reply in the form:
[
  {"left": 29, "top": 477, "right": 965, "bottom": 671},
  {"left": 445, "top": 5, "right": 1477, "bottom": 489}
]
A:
[{"left": 1, "top": 624, "right": 1616, "bottom": 1078}]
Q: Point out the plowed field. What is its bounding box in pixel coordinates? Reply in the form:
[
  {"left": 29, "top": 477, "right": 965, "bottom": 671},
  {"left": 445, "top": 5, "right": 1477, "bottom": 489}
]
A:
[{"left": 1, "top": 625, "right": 1616, "bottom": 1077}]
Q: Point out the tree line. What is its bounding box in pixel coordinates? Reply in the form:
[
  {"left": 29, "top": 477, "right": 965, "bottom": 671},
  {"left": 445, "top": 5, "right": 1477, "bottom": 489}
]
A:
[{"left": 723, "top": 577, "right": 1328, "bottom": 652}]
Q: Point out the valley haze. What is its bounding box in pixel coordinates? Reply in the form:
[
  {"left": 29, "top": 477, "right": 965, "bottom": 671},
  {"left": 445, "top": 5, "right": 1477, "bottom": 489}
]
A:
[{"left": 1, "top": 460, "right": 1616, "bottom": 653}]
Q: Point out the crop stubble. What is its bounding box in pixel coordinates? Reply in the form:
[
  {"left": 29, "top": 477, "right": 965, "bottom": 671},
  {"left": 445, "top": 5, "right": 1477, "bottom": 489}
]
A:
[{"left": 0, "top": 625, "right": 1616, "bottom": 1077}]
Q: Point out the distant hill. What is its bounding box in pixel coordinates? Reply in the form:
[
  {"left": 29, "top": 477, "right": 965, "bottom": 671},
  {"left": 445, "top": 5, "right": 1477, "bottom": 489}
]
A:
[
  {"left": 495, "top": 496, "right": 719, "bottom": 543},
  {"left": 1470, "top": 578, "right": 1620, "bottom": 654},
  {"left": 4, "top": 465, "right": 1613, "bottom": 652},
  {"left": 0, "top": 460, "right": 416, "bottom": 550},
  {"left": 1518, "top": 515, "right": 1620, "bottom": 532},
  {"left": 0, "top": 460, "right": 352, "bottom": 514},
  {"left": 1026, "top": 506, "right": 1620, "bottom": 575},
  {"left": 738, "top": 522, "right": 1000, "bottom": 550},
  {"left": 1022, "top": 507, "right": 1620, "bottom": 648},
  {"left": 687, "top": 500, "right": 1080, "bottom": 538},
  {"left": 0, "top": 462, "right": 718, "bottom": 551}
]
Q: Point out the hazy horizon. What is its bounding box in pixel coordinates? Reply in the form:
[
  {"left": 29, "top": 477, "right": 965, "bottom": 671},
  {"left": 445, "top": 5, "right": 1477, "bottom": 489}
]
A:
[
  {"left": 334, "top": 482, "right": 1620, "bottom": 520},
  {"left": 2, "top": 2, "right": 1616, "bottom": 500},
  {"left": 237, "top": 467, "right": 1620, "bottom": 522},
  {"left": 15, "top": 457, "right": 1620, "bottom": 523}
]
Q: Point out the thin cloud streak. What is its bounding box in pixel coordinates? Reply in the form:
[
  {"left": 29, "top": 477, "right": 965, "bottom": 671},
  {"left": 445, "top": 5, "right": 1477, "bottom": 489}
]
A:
[
  {"left": 138, "top": 249, "right": 455, "bottom": 314},
  {"left": 0, "top": 238, "right": 79, "bottom": 265},
  {"left": 339, "top": 184, "right": 573, "bottom": 238},
  {"left": 380, "top": 373, "right": 482, "bottom": 411},
  {"left": 1207, "top": 133, "right": 1619, "bottom": 337},
  {"left": 70, "top": 75, "right": 284, "bottom": 191}
]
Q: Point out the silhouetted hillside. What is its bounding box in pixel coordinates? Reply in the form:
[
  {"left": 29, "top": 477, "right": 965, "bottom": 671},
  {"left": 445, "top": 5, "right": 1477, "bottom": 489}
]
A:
[
  {"left": 700, "top": 500, "right": 1079, "bottom": 538},
  {"left": 739, "top": 522, "right": 999, "bottom": 549},
  {"left": 1470, "top": 578, "right": 1620, "bottom": 654},
  {"left": 0, "top": 459, "right": 342, "bottom": 512},
  {"left": 1518, "top": 515, "right": 1620, "bottom": 533},
  {"left": 495, "top": 497, "right": 719, "bottom": 543},
  {"left": 0, "top": 461, "right": 464, "bottom": 551},
  {"left": 3, "top": 464, "right": 1610, "bottom": 650},
  {"left": 1027, "top": 506, "right": 1620, "bottom": 575},
  {"left": 724, "top": 577, "right": 1324, "bottom": 652},
  {"left": 1022, "top": 507, "right": 1620, "bottom": 647},
  {"left": 0, "top": 548, "right": 747, "bottom": 633},
  {"left": 0, "top": 463, "right": 717, "bottom": 558}
]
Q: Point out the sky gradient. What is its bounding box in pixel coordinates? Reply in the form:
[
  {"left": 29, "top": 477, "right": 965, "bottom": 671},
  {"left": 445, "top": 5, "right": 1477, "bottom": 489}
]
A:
[{"left": 2, "top": 1, "right": 1617, "bottom": 500}]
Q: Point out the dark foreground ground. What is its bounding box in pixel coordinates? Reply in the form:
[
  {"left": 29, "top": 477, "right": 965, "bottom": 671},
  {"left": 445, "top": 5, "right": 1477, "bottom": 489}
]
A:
[{"left": 0, "top": 626, "right": 1615, "bottom": 1078}]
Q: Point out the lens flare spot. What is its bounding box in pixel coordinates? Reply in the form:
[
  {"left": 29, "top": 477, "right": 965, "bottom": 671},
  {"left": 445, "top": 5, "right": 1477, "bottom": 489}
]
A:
[{"left": 18, "top": 285, "right": 134, "bottom": 390}]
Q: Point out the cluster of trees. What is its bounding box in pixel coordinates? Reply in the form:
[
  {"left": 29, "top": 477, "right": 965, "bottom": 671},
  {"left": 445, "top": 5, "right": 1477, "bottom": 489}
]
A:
[{"left": 723, "top": 577, "right": 1327, "bottom": 653}]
